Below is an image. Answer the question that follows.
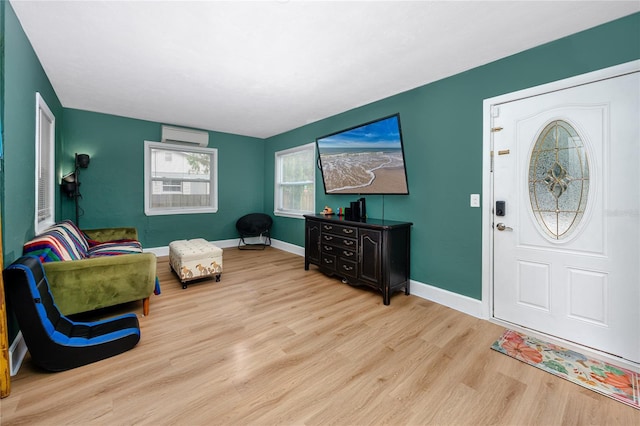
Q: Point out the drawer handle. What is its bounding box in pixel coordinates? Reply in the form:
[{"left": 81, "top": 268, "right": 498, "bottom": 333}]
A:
[
  {"left": 342, "top": 229, "right": 354, "bottom": 234},
  {"left": 323, "top": 235, "right": 334, "bottom": 241},
  {"left": 342, "top": 251, "right": 354, "bottom": 257},
  {"left": 342, "top": 265, "right": 354, "bottom": 271},
  {"left": 323, "top": 246, "right": 333, "bottom": 251},
  {"left": 323, "top": 258, "right": 334, "bottom": 264},
  {"left": 343, "top": 240, "right": 354, "bottom": 246},
  {"left": 323, "top": 225, "right": 333, "bottom": 230}
]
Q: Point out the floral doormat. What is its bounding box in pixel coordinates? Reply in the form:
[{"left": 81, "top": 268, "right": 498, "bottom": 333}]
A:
[{"left": 491, "top": 330, "right": 639, "bottom": 409}]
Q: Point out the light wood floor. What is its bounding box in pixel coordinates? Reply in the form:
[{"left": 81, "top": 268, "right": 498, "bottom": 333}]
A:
[{"left": 1, "top": 248, "right": 638, "bottom": 425}]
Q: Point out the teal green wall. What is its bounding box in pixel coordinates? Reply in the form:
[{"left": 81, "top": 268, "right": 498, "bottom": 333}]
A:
[
  {"left": 264, "top": 13, "right": 640, "bottom": 300},
  {"left": 2, "top": 3, "right": 63, "bottom": 261},
  {"left": 1, "top": 6, "right": 638, "bottom": 324},
  {"left": 2, "top": 2, "right": 64, "bottom": 342},
  {"left": 61, "top": 109, "right": 265, "bottom": 248}
]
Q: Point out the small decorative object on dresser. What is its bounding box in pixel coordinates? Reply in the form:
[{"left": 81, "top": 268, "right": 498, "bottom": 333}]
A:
[{"left": 304, "top": 214, "right": 412, "bottom": 305}]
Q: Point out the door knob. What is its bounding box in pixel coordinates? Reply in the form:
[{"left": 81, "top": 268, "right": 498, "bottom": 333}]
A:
[{"left": 496, "top": 223, "right": 513, "bottom": 231}]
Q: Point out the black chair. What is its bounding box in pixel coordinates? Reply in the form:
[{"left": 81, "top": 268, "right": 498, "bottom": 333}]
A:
[
  {"left": 236, "top": 213, "right": 273, "bottom": 250},
  {"left": 3, "top": 256, "right": 141, "bottom": 372}
]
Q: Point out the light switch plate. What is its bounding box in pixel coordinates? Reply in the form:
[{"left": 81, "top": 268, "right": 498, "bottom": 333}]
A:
[{"left": 470, "top": 194, "right": 480, "bottom": 207}]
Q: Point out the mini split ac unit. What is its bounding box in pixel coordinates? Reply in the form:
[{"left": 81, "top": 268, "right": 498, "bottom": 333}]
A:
[{"left": 161, "top": 125, "right": 209, "bottom": 147}]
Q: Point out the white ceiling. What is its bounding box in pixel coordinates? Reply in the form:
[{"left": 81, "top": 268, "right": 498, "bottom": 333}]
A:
[{"left": 10, "top": 1, "right": 640, "bottom": 139}]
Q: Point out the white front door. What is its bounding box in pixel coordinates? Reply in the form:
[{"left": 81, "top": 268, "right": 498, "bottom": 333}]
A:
[{"left": 491, "top": 69, "right": 639, "bottom": 363}]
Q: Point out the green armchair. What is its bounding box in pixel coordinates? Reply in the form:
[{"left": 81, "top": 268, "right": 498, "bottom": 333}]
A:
[{"left": 23, "top": 221, "right": 157, "bottom": 316}]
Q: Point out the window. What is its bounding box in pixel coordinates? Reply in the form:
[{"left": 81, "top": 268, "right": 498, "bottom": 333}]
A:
[
  {"left": 274, "top": 142, "right": 315, "bottom": 218},
  {"left": 529, "top": 120, "right": 589, "bottom": 240},
  {"left": 162, "top": 179, "right": 183, "bottom": 193},
  {"left": 35, "top": 93, "right": 55, "bottom": 233},
  {"left": 144, "top": 141, "right": 218, "bottom": 215}
]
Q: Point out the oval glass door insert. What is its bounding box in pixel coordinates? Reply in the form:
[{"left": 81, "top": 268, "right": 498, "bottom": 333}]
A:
[{"left": 529, "top": 120, "right": 589, "bottom": 240}]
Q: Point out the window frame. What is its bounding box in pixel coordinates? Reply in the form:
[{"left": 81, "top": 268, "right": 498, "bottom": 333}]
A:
[
  {"left": 274, "top": 142, "right": 316, "bottom": 219},
  {"left": 35, "top": 92, "right": 55, "bottom": 233},
  {"left": 144, "top": 141, "right": 218, "bottom": 216}
]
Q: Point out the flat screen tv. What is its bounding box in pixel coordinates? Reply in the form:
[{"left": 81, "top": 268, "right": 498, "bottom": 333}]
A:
[{"left": 316, "top": 113, "right": 409, "bottom": 195}]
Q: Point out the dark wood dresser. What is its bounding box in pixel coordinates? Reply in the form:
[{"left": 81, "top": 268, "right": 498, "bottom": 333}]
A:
[{"left": 304, "top": 214, "right": 412, "bottom": 305}]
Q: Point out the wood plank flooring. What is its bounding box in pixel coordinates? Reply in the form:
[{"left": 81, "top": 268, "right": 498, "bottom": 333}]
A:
[{"left": 1, "top": 248, "right": 638, "bottom": 425}]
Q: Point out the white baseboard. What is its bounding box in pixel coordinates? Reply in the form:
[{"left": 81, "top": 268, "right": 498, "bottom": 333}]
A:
[
  {"left": 9, "top": 331, "right": 27, "bottom": 376},
  {"left": 410, "top": 280, "right": 484, "bottom": 318},
  {"left": 270, "top": 239, "right": 305, "bottom": 256},
  {"left": 146, "top": 236, "right": 295, "bottom": 256},
  {"left": 146, "top": 240, "right": 483, "bottom": 319},
  {"left": 145, "top": 238, "right": 241, "bottom": 257},
  {"left": 146, "top": 246, "right": 169, "bottom": 256},
  {"left": 274, "top": 241, "right": 483, "bottom": 318}
]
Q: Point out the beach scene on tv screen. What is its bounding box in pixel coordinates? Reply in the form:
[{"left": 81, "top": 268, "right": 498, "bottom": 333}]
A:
[{"left": 317, "top": 115, "right": 408, "bottom": 194}]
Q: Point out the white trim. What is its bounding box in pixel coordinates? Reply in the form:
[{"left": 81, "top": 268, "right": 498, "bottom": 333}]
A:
[
  {"left": 146, "top": 237, "right": 302, "bottom": 255},
  {"left": 248, "top": 241, "right": 482, "bottom": 317},
  {"left": 9, "top": 331, "right": 27, "bottom": 376},
  {"left": 145, "top": 238, "right": 237, "bottom": 256},
  {"left": 35, "top": 92, "right": 56, "bottom": 233},
  {"left": 410, "top": 280, "right": 484, "bottom": 319},
  {"left": 480, "top": 101, "right": 494, "bottom": 320},
  {"left": 145, "top": 246, "right": 170, "bottom": 257},
  {"left": 274, "top": 142, "right": 316, "bottom": 218},
  {"left": 483, "top": 60, "right": 640, "bottom": 110},
  {"left": 270, "top": 239, "right": 305, "bottom": 257},
  {"left": 482, "top": 60, "right": 640, "bottom": 360},
  {"left": 143, "top": 141, "right": 218, "bottom": 216},
  {"left": 273, "top": 211, "right": 307, "bottom": 219},
  {"left": 147, "top": 239, "right": 482, "bottom": 315}
]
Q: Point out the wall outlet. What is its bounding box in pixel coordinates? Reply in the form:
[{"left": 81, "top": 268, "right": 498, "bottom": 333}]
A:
[{"left": 470, "top": 194, "right": 480, "bottom": 207}]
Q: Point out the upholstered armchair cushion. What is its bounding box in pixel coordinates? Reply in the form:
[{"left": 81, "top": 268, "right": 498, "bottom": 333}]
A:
[
  {"left": 83, "top": 227, "right": 139, "bottom": 244},
  {"left": 42, "top": 253, "right": 156, "bottom": 315},
  {"left": 22, "top": 221, "right": 157, "bottom": 316}
]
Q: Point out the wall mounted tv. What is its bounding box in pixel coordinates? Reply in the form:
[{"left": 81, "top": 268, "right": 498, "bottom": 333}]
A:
[{"left": 316, "top": 113, "right": 409, "bottom": 195}]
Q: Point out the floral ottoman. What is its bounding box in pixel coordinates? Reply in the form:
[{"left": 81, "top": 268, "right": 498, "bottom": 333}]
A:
[{"left": 169, "top": 239, "right": 223, "bottom": 289}]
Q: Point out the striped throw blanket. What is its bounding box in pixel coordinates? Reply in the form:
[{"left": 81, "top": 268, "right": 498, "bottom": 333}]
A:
[{"left": 23, "top": 220, "right": 142, "bottom": 262}]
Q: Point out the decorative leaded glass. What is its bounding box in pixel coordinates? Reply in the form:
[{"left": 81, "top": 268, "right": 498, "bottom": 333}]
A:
[{"left": 529, "top": 120, "right": 589, "bottom": 240}]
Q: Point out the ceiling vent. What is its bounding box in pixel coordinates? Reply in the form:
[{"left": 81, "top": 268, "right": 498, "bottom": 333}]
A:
[{"left": 161, "top": 125, "right": 209, "bottom": 147}]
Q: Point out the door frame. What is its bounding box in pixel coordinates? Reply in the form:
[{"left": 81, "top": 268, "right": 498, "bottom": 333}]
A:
[{"left": 481, "top": 59, "right": 640, "bottom": 369}]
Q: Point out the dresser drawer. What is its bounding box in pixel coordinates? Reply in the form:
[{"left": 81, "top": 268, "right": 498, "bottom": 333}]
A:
[
  {"left": 320, "top": 253, "right": 336, "bottom": 271},
  {"left": 321, "top": 223, "right": 358, "bottom": 237},
  {"left": 338, "top": 247, "right": 357, "bottom": 261},
  {"left": 337, "top": 258, "right": 357, "bottom": 278},
  {"left": 321, "top": 233, "right": 357, "bottom": 250},
  {"left": 321, "top": 243, "right": 338, "bottom": 254},
  {"left": 322, "top": 243, "right": 356, "bottom": 259}
]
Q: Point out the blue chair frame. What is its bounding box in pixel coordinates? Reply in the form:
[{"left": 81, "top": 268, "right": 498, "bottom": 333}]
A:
[{"left": 3, "top": 256, "right": 140, "bottom": 372}]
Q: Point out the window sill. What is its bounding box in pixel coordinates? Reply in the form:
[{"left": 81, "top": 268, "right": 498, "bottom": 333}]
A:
[
  {"left": 274, "top": 211, "right": 309, "bottom": 219},
  {"left": 145, "top": 207, "right": 218, "bottom": 216}
]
